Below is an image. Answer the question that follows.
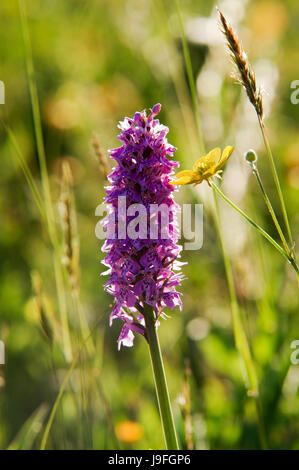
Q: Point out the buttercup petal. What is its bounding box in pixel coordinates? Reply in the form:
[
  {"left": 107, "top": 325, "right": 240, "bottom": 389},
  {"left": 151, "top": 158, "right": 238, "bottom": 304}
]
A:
[
  {"left": 213, "top": 146, "right": 234, "bottom": 173},
  {"left": 203, "top": 147, "right": 221, "bottom": 166},
  {"left": 170, "top": 174, "right": 195, "bottom": 185},
  {"left": 220, "top": 146, "right": 234, "bottom": 166},
  {"left": 175, "top": 170, "right": 194, "bottom": 178}
]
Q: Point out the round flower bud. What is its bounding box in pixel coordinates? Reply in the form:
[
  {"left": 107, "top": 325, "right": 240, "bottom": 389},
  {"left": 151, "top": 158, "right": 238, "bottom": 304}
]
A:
[{"left": 245, "top": 149, "right": 258, "bottom": 164}]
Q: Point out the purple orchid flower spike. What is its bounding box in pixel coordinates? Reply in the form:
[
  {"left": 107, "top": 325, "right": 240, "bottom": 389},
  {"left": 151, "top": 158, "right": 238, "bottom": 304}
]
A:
[{"left": 102, "top": 104, "right": 185, "bottom": 349}]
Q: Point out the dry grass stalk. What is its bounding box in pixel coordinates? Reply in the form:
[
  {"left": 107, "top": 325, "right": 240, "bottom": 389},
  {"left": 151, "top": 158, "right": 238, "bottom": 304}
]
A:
[
  {"left": 59, "top": 161, "right": 96, "bottom": 355},
  {"left": 92, "top": 133, "right": 109, "bottom": 179},
  {"left": 217, "top": 8, "right": 263, "bottom": 119},
  {"left": 59, "top": 161, "right": 80, "bottom": 294}
]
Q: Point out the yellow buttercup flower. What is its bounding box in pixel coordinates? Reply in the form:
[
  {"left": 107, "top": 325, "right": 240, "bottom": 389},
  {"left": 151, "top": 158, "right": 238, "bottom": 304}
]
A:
[{"left": 170, "top": 146, "right": 234, "bottom": 186}]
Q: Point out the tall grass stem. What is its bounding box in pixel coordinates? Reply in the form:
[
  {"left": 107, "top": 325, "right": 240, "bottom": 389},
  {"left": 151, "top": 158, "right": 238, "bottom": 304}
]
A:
[
  {"left": 18, "top": 0, "right": 72, "bottom": 360},
  {"left": 175, "top": 0, "right": 205, "bottom": 155},
  {"left": 212, "top": 189, "right": 267, "bottom": 449},
  {"left": 40, "top": 316, "right": 109, "bottom": 449},
  {"left": 2, "top": 122, "right": 45, "bottom": 219}
]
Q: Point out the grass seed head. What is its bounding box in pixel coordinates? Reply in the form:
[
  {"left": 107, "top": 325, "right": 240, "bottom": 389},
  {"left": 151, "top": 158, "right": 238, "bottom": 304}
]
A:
[{"left": 217, "top": 8, "right": 264, "bottom": 119}]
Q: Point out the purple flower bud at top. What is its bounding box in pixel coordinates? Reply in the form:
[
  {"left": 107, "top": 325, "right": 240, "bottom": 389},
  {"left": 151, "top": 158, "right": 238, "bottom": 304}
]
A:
[{"left": 101, "top": 104, "right": 185, "bottom": 349}]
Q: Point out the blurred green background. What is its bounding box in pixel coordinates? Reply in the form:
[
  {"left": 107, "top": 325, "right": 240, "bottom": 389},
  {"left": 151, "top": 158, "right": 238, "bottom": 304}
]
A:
[{"left": 0, "top": 0, "right": 298, "bottom": 450}]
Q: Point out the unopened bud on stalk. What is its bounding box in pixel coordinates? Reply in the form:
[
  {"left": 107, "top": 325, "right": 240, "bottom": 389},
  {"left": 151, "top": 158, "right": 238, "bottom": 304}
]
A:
[{"left": 245, "top": 149, "right": 258, "bottom": 164}]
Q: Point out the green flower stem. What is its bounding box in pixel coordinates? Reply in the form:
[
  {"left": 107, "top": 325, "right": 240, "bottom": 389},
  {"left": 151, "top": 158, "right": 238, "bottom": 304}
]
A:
[
  {"left": 258, "top": 117, "right": 294, "bottom": 251},
  {"left": 251, "top": 162, "right": 291, "bottom": 256},
  {"left": 143, "top": 305, "right": 179, "bottom": 450},
  {"left": 210, "top": 181, "right": 296, "bottom": 267}
]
